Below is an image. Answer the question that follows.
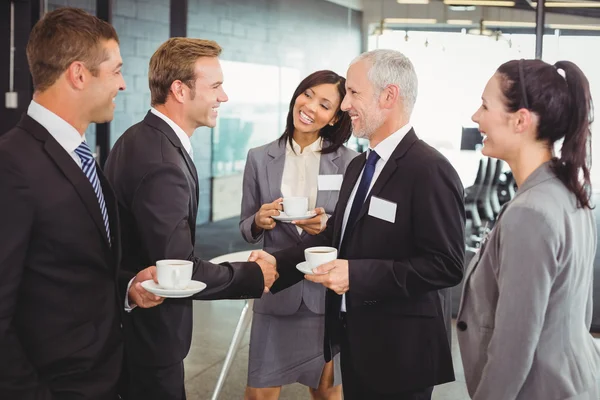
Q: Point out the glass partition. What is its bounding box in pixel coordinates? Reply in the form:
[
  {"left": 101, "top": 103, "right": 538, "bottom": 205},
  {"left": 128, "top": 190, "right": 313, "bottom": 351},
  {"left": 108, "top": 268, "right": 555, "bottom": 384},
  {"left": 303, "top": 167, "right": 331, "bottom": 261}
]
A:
[{"left": 212, "top": 60, "right": 301, "bottom": 177}]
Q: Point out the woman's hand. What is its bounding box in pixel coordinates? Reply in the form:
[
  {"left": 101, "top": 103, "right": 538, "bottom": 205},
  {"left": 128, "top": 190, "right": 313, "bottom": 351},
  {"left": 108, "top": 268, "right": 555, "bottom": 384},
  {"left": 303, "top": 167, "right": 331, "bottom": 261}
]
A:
[
  {"left": 293, "top": 207, "right": 327, "bottom": 235},
  {"left": 254, "top": 198, "right": 283, "bottom": 231}
]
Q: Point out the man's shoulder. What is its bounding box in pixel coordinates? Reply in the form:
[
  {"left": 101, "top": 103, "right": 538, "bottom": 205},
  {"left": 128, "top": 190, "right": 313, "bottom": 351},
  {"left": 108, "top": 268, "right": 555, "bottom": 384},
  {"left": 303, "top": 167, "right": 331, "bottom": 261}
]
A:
[
  {"left": 118, "top": 118, "right": 163, "bottom": 142},
  {"left": 404, "top": 140, "right": 455, "bottom": 171},
  {"left": 112, "top": 119, "right": 171, "bottom": 156},
  {"left": 0, "top": 123, "right": 35, "bottom": 150},
  {"left": 0, "top": 124, "right": 41, "bottom": 171}
]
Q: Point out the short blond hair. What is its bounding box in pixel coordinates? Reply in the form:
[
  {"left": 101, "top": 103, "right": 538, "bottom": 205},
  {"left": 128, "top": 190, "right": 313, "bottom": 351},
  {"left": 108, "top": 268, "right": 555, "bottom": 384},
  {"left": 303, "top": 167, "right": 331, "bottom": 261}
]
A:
[{"left": 149, "top": 38, "right": 222, "bottom": 105}]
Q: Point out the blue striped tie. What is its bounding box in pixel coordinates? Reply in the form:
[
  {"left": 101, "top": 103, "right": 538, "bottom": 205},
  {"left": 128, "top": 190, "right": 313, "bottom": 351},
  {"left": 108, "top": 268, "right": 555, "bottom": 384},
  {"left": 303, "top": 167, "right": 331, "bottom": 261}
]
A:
[{"left": 74, "top": 141, "right": 111, "bottom": 245}]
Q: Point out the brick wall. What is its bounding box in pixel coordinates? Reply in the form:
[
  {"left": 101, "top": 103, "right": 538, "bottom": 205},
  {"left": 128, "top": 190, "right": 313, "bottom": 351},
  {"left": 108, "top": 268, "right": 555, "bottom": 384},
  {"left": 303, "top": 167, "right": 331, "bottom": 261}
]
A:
[
  {"left": 188, "top": 0, "right": 362, "bottom": 73},
  {"left": 110, "top": 0, "right": 170, "bottom": 149}
]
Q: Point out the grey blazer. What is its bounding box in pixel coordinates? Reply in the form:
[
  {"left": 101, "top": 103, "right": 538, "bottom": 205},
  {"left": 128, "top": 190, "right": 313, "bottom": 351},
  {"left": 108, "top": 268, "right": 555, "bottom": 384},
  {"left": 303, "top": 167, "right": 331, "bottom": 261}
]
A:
[
  {"left": 457, "top": 162, "right": 600, "bottom": 400},
  {"left": 240, "top": 139, "right": 357, "bottom": 315}
]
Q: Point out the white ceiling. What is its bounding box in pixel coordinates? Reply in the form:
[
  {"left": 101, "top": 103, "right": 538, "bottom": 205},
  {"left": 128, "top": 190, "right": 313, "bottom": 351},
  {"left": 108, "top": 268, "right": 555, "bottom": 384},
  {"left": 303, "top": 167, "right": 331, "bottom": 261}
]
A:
[{"left": 323, "top": 0, "right": 364, "bottom": 11}]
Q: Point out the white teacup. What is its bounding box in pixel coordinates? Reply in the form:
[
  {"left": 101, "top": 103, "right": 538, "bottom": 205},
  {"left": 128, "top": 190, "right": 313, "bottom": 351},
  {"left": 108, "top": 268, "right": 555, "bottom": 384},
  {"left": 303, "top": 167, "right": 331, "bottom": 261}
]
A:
[
  {"left": 156, "top": 259, "right": 193, "bottom": 290},
  {"left": 282, "top": 197, "right": 308, "bottom": 217},
  {"left": 304, "top": 246, "right": 338, "bottom": 269}
]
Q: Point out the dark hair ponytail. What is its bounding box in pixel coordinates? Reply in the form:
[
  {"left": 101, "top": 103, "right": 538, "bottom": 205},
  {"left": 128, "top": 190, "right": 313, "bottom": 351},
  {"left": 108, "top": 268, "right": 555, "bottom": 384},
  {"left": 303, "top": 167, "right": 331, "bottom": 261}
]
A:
[
  {"left": 497, "top": 59, "right": 593, "bottom": 208},
  {"left": 552, "top": 61, "right": 593, "bottom": 209}
]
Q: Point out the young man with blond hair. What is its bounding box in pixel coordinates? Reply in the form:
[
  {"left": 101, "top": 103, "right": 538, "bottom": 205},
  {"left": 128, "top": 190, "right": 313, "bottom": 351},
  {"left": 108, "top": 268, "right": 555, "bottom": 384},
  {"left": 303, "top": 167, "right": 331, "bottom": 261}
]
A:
[{"left": 104, "top": 37, "right": 277, "bottom": 400}]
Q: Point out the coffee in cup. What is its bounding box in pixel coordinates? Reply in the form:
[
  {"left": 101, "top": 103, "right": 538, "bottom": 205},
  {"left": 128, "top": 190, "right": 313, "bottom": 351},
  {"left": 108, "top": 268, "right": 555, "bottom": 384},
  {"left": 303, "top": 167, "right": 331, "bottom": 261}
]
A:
[
  {"left": 304, "top": 246, "right": 337, "bottom": 269},
  {"left": 156, "top": 259, "right": 193, "bottom": 290}
]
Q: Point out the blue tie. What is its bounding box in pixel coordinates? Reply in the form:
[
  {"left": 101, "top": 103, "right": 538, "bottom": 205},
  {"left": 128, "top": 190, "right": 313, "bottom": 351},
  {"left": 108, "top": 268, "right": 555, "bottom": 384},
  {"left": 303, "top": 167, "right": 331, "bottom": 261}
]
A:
[
  {"left": 74, "top": 141, "right": 111, "bottom": 245},
  {"left": 342, "top": 150, "right": 380, "bottom": 246}
]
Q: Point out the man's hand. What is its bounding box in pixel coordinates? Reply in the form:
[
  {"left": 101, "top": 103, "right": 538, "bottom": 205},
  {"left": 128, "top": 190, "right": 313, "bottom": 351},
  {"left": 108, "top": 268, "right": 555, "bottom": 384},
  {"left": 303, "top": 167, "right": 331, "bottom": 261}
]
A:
[
  {"left": 248, "top": 250, "right": 278, "bottom": 293},
  {"left": 248, "top": 250, "right": 277, "bottom": 265},
  {"left": 292, "top": 207, "right": 327, "bottom": 235},
  {"left": 128, "top": 266, "right": 165, "bottom": 308},
  {"left": 254, "top": 198, "right": 283, "bottom": 231},
  {"left": 305, "top": 259, "right": 349, "bottom": 295}
]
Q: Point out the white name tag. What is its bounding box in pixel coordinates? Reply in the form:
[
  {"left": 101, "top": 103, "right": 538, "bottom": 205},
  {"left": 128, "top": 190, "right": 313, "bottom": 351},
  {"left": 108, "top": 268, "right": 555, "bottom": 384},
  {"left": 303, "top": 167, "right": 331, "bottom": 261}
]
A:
[
  {"left": 368, "top": 196, "right": 397, "bottom": 223},
  {"left": 318, "top": 174, "right": 343, "bottom": 191}
]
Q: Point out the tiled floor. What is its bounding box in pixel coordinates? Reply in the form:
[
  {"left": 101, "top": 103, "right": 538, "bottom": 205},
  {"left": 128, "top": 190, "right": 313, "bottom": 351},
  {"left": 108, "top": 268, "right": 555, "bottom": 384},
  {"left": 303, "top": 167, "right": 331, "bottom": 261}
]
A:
[
  {"left": 183, "top": 300, "right": 470, "bottom": 399},
  {"left": 184, "top": 297, "right": 473, "bottom": 399},
  {"left": 185, "top": 217, "right": 599, "bottom": 399}
]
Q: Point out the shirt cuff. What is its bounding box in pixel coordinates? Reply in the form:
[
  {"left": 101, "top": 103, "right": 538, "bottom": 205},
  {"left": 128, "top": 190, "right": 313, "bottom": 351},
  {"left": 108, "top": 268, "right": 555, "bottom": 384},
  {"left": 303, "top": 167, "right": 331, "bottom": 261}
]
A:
[{"left": 124, "top": 277, "right": 137, "bottom": 312}]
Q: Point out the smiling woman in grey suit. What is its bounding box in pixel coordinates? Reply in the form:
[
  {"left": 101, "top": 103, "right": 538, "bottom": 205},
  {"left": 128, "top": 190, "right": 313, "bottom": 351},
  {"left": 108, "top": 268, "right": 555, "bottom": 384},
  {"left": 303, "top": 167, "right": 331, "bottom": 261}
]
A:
[
  {"left": 457, "top": 59, "right": 600, "bottom": 400},
  {"left": 240, "top": 70, "right": 357, "bottom": 400}
]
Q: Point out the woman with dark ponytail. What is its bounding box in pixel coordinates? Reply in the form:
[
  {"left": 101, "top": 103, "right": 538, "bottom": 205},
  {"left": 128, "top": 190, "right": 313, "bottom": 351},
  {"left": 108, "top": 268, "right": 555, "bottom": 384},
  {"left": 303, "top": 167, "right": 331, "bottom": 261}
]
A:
[{"left": 457, "top": 59, "right": 600, "bottom": 400}]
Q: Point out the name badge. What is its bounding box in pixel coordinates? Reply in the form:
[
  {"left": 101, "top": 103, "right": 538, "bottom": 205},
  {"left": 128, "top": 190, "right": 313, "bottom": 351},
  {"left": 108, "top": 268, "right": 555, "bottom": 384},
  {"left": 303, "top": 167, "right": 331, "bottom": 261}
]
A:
[
  {"left": 368, "top": 196, "right": 397, "bottom": 223},
  {"left": 318, "top": 174, "right": 343, "bottom": 191}
]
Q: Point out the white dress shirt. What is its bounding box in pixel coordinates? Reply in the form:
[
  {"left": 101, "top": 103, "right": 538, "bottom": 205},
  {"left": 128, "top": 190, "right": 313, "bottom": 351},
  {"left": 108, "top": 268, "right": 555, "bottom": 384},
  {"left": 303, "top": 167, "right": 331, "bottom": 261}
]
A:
[
  {"left": 27, "top": 100, "right": 86, "bottom": 165},
  {"left": 281, "top": 137, "right": 322, "bottom": 235},
  {"left": 150, "top": 108, "right": 193, "bottom": 157},
  {"left": 340, "top": 124, "right": 412, "bottom": 312}
]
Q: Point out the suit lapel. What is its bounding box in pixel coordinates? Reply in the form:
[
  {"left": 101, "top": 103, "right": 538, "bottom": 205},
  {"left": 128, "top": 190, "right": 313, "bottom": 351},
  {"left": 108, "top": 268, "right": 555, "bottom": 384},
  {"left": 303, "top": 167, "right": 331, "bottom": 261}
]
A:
[
  {"left": 462, "top": 203, "right": 509, "bottom": 283},
  {"left": 185, "top": 148, "right": 199, "bottom": 243},
  {"left": 315, "top": 149, "right": 341, "bottom": 211},
  {"left": 181, "top": 148, "right": 199, "bottom": 207},
  {"left": 266, "top": 141, "right": 302, "bottom": 240},
  {"left": 458, "top": 202, "right": 510, "bottom": 317},
  {"left": 20, "top": 116, "right": 112, "bottom": 249},
  {"left": 333, "top": 153, "right": 366, "bottom": 248},
  {"left": 266, "top": 141, "right": 286, "bottom": 203},
  {"left": 143, "top": 111, "right": 199, "bottom": 186},
  {"left": 458, "top": 246, "right": 483, "bottom": 318},
  {"left": 97, "top": 167, "right": 120, "bottom": 261},
  {"left": 143, "top": 112, "right": 199, "bottom": 235},
  {"left": 298, "top": 149, "right": 341, "bottom": 240},
  {"left": 350, "top": 130, "right": 419, "bottom": 232},
  {"left": 180, "top": 146, "right": 199, "bottom": 189}
]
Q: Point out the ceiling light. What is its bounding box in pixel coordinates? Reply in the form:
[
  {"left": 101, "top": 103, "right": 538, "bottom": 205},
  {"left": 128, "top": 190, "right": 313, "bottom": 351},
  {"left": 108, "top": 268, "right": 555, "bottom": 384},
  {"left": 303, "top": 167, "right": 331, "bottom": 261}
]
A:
[
  {"left": 397, "top": 0, "right": 430, "bottom": 4},
  {"left": 447, "top": 19, "right": 474, "bottom": 25},
  {"left": 548, "top": 23, "right": 600, "bottom": 30},
  {"left": 384, "top": 18, "right": 438, "bottom": 24},
  {"left": 483, "top": 20, "right": 536, "bottom": 27},
  {"left": 444, "top": 0, "right": 516, "bottom": 6},
  {"left": 532, "top": 1, "right": 600, "bottom": 7}
]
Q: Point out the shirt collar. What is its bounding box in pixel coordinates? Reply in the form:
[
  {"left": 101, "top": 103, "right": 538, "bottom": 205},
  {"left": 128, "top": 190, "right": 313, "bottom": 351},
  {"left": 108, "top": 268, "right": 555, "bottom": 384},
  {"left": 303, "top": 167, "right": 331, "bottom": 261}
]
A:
[
  {"left": 27, "top": 100, "right": 85, "bottom": 154},
  {"left": 286, "top": 137, "right": 323, "bottom": 156},
  {"left": 150, "top": 108, "right": 193, "bottom": 157},
  {"left": 369, "top": 123, "right": 412, "bottom": 162}
]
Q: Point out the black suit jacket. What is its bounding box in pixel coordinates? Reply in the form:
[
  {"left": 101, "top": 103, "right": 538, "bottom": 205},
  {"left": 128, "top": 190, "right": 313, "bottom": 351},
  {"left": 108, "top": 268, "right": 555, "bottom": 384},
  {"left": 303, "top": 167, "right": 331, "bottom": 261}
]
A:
[
  {"left": 0, "top": 115, "right": 134, "bottom": 399},
  {"left": 271, "top": 130, "right": 466, "bottom": 394},
  {"left": 104, "top": 111, "right": 265, "bottom": 367}
]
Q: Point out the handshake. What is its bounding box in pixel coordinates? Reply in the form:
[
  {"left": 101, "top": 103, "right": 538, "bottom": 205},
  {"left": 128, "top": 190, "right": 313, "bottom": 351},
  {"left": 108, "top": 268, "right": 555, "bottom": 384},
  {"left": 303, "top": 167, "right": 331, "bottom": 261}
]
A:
[
  {"left": 247, "top": 248, "right": 351, "bottom": 295},
  {"left": 248, "top": 250, "right": 279, "bottom": 293}
]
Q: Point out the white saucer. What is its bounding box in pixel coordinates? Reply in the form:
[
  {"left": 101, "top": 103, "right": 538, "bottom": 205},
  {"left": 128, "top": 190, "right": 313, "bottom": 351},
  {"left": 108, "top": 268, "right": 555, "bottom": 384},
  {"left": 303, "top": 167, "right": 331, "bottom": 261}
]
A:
[
  {"left": 296, "top": 261, "right": 327, "bottom": 275},
  {"left": 273, "top": 211, "right": 317, "bottom": 223},
  {"left": 141, "top": 280, "right": 207, "bottom": 298}
]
